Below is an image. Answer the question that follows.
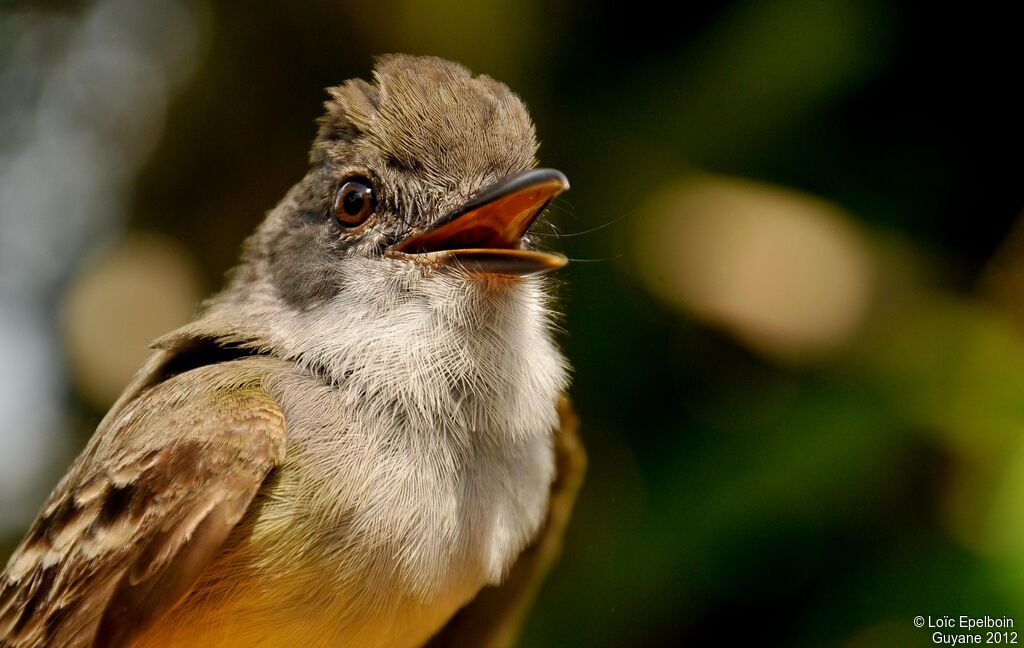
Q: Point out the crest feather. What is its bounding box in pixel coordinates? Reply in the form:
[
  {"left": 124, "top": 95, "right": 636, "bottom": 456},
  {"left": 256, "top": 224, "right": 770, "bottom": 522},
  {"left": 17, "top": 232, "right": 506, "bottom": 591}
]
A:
[{"left": 310, "top": 54, "right": 537, "bottom": 178}]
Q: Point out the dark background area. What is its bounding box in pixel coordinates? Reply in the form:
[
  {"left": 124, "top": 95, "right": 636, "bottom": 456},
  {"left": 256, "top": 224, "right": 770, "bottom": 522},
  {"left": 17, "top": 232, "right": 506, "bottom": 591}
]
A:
[{"left": 1, "top": 1, "right": 1021, "bottom": 646}]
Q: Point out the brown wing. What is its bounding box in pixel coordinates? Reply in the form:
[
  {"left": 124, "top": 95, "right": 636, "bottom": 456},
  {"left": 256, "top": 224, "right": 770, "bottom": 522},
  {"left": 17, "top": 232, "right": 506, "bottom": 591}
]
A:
[
  {"left": 427, "top": 395, "right": 586, "bottom": 648},
  {"left": 0, "top": 358, "right": 286, "bottom": 648}
]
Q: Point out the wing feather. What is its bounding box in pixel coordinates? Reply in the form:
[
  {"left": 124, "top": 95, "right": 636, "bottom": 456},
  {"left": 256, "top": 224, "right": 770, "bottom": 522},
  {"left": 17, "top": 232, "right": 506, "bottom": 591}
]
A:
[{"left": 0, "top": 358, "right": 286, "bottom": 648}]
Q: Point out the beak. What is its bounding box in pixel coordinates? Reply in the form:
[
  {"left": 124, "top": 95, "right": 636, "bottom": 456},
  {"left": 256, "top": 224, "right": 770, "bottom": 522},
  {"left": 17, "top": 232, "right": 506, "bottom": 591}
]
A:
[{"left": 390, "top": 168, "right": 569, "bottom": 277}]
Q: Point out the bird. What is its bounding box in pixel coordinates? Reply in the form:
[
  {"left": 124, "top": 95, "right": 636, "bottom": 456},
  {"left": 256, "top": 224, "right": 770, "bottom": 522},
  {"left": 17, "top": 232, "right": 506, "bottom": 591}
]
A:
[{"left": 0, "top": 54, "right": 585, "bottom": 648}]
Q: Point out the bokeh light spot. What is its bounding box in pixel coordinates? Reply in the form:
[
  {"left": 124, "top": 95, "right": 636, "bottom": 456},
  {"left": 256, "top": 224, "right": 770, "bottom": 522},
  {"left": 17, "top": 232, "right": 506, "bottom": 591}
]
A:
[
  {"left": 634, "top": 175, "right": 874, "bottom": 361},
  {"left": 61, "top": 232, "right": 202, "bottom": 409}
]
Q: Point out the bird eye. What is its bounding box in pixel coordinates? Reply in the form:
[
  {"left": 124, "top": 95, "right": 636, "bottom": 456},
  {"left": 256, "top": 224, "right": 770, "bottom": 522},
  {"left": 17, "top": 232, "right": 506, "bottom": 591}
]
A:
[{"left": 333, "top": 177, "right": 375, "bottom": 227}]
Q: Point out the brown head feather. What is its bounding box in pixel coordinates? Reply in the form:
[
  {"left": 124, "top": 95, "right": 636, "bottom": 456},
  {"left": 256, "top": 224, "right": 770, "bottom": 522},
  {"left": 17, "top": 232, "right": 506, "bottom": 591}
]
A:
[{"left": 311, "top": 54, "right": 537, "bottom": 182}]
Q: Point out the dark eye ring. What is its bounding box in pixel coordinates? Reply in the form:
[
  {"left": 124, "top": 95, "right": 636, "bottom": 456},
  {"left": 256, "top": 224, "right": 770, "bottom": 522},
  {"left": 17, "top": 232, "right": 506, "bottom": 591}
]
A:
[{"left": 333, "top": 177, "right": 375, "bottom": 227}]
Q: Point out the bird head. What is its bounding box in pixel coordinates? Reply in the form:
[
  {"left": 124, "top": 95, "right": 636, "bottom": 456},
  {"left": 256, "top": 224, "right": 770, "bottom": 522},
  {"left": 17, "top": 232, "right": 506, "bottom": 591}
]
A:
[
  {"left": 189, "top": 55, "right": 570, "bottom": 395},
  {"left": 229, "top": 54, "right": 568, "bottom": 315}
]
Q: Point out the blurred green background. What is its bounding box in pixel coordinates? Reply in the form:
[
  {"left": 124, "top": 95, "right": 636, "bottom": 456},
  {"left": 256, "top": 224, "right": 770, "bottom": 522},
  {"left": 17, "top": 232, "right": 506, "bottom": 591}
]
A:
[{"left": 0, "top": 0, "right": 1021, "bottom": 646}]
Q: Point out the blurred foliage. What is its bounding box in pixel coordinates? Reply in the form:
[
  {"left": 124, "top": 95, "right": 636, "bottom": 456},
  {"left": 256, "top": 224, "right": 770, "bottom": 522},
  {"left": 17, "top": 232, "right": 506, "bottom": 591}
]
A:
[{"left": 1, "top": 0, "right": 1021, "bottom": 646}]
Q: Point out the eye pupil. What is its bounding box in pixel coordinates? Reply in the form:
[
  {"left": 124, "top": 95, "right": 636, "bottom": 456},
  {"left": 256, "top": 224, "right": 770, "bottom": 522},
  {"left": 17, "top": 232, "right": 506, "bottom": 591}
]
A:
[
  {"left": 342, "top": 188, "right": 366, "bottom": 216},
  {"left": 334, "top": 178, "right": 375, "bottom": 226}
]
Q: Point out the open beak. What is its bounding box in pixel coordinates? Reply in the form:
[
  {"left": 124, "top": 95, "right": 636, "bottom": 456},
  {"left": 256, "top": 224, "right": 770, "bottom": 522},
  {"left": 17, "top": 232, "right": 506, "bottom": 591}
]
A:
[{"left": 389, "top": 168, "right": 569, "bottom": 276}]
